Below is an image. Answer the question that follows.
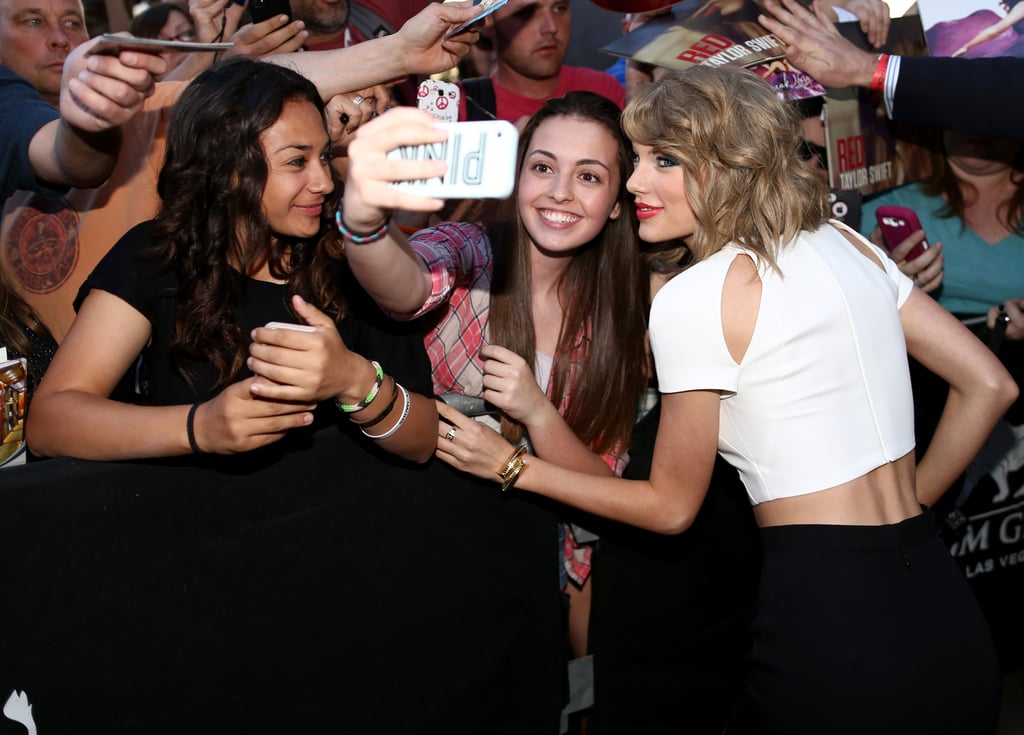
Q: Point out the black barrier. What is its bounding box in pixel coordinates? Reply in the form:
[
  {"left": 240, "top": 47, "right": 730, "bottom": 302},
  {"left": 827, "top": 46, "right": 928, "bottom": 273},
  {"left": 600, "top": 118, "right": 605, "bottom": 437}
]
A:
[{"left": 0, "top": 440, "right": 565, "bottom": 733}]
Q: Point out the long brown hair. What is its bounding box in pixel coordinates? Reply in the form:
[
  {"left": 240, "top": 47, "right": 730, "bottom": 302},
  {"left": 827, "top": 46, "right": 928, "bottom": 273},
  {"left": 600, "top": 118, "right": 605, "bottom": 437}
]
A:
[
  {"left": 151, "top": 58, "right": 344, "bottom": 389},
  {"left": 471, "top": 92, "right": 649, "bottom": 455}
]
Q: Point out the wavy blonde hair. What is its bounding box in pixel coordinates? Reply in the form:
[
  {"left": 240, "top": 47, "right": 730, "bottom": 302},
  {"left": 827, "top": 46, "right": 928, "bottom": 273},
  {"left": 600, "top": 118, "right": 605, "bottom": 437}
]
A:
[{"left": 622, "top": 66, "right": 829, "bottom": 272}]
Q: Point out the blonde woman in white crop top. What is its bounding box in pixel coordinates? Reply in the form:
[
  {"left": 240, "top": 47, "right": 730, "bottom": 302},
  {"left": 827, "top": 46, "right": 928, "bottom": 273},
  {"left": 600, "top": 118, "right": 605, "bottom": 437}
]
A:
[{"left": 435, "top": 67, "right": 1018, "bottom": 734}]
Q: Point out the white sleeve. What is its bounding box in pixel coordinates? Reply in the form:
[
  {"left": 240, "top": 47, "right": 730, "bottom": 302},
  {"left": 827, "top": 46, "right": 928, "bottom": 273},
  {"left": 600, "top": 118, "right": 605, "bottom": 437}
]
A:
[
  {"left": 648, "top": 260, "right": 740, "bottom": 396},
  {"left": 830, "top": 219, "right": 913, "bottom": 307}
]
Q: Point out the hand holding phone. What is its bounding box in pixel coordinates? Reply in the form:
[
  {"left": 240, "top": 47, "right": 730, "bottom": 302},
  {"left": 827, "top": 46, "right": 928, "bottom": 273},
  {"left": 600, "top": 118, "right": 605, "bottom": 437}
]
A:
[
  {"left": 875, "top": 205, "right": 929, "bottom": 262},
  {"left": 90, "top": 33, "right": 231, "bottom": 55},
  {"left": 249, "top": 0, "right": 292, "bottom": 26},
  {"left": 387, "top": 120, "right": 518, "bottom": 199}
]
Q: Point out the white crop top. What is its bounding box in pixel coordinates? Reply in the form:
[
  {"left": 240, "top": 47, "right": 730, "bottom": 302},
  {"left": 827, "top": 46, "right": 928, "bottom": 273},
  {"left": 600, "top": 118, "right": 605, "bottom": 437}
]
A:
[{"left": 649, "top": 221, "right": 916, "bottom": 505}]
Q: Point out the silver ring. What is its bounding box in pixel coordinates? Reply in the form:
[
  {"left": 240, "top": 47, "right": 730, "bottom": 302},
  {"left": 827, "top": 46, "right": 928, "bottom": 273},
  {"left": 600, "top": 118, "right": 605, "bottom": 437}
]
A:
[
  {"left": 352, "top": 95, "right": 364, "bottom": 106},
  {"left": 444, "top": 427, "right": 457, "bottom": 442},
  {"left": 913, "top": 277, "right": 922, "bottom": 288}
]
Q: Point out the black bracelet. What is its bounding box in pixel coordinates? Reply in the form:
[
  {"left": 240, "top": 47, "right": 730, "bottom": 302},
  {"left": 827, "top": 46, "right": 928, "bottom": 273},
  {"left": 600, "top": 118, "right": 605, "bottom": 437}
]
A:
[
  {"left": 186, "top": 401, "right": 203, "bottom": 454},
  {"left": 353, "top": 378, "right": 400, "bottom": 429}
]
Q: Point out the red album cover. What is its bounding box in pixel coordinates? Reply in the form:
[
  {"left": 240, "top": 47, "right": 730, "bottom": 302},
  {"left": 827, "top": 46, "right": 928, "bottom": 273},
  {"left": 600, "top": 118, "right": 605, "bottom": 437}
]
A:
[{"left": 822, "top": 16, "right": 936, "bottom": 196}]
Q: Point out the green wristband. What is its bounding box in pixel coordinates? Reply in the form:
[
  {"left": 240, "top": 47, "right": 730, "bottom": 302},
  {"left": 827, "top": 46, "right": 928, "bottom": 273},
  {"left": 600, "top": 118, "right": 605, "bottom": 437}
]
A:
[{"left": 337, "top": 360, "right": 384, "bottom": 413}]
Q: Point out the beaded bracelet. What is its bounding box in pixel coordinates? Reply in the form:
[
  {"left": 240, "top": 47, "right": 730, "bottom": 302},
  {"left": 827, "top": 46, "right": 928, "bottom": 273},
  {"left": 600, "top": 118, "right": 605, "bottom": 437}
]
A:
[
  {"left": 361, "top": 384, "right": 411, "bottom": 440},
  {"left": 335, "top": 207, "right": 390, "bottom": 244},
  {"left": 336, "top": 360, "right": 384, "bottom": 413}
]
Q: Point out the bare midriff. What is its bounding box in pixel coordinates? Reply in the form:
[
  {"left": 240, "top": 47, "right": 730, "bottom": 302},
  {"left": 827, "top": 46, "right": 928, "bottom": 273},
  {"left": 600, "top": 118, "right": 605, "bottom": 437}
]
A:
[{"left": 753, "top": 451, "right": 923, "bottom": 528}]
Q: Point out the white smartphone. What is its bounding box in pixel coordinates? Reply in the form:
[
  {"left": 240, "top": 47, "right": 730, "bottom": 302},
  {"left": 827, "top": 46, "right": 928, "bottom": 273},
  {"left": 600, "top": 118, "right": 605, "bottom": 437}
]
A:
[
  {"left": 417, "top": 79, "right": 461, "bottom": 123},
  {"left": 90, "top": 33, "right": 231, "bottom": 55},
  {"left": 445, "top": 0, "right": 509, "bottom": 39},
  {"left": 264, "top": 321, "right": 317, "bottom": 332},
  {"left": 387, "top": 120, "right": 518, "bottom": 199}
]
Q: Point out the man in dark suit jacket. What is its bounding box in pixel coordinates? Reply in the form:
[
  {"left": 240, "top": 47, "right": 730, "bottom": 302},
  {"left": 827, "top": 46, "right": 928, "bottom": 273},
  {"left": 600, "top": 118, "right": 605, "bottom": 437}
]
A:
[{"left": 760, "top": 0, "right": 1024, "bottom": 140}]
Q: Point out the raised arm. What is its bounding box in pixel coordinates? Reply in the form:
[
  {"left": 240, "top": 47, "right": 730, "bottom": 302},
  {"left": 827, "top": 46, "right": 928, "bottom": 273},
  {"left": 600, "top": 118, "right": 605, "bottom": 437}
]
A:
[
  {"left": 271, "top": 0, "right": 482, "bottom": 100},
  {"left": 29, "top": 39, "right": 166, "bottom": 189},
  {"left": 900, "top": 288, "right": 1019, "bottom": 507},
  {"left": 334, "top": 106, "right": 458, "bottom": 313},
  {"left": 759, "top": 0, "right": 876, "bottom": 88},
  {"left": 162, "top": 0, "right": 308, "bottom": 82}
]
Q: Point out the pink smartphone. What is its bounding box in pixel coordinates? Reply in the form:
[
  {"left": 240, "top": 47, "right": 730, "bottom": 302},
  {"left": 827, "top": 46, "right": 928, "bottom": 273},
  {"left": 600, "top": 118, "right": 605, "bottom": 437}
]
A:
[{"left": 875, "top": 205, "right": 929, "bottom": 261}]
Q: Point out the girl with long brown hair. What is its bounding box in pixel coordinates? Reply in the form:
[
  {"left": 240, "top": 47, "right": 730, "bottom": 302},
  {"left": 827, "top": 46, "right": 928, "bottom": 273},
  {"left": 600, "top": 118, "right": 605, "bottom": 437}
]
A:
[{"left": 340, "top": 90, "right": 650, "bottom": 657}]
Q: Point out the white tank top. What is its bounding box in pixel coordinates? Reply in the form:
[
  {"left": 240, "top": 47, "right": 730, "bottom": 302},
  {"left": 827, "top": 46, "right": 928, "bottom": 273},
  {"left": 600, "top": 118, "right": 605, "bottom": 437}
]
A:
[{"left": 649, "top": 221, "right": 916, "bottom": 505}]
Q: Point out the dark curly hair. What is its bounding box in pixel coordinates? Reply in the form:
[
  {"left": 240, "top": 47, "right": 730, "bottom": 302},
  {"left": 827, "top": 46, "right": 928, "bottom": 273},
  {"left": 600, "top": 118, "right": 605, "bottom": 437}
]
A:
[{"left": 152, "top": 57, "right": 343, "bottom": 389}]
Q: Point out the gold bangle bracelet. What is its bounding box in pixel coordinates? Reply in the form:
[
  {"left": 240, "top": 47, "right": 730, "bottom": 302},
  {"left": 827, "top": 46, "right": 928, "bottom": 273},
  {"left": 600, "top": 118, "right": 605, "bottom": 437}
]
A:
[
  {"left": 500, "top": 457, "right": 528, "bottom": 493},
  {"left": 497, "top": 445, "right": 528, "bottom": 480}
]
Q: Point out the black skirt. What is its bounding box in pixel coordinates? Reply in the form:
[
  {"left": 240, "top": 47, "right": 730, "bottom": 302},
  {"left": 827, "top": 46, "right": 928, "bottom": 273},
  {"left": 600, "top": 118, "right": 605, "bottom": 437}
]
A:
[{"left": 736, "top": 512, "right": 1000, "bottom": 735}]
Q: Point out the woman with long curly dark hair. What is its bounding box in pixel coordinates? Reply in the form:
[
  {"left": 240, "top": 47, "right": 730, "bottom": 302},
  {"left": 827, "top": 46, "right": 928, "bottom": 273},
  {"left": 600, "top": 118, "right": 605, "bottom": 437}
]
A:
[
  {"left": 23, "top": 57, "right": 564, "bottom": 731},
  {"left": 29, "top": 57, "right": 435, "bottom": 459}
]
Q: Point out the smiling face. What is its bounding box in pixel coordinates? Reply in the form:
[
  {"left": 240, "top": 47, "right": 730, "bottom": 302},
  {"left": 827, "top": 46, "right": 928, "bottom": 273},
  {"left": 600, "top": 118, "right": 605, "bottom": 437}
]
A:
[
  {"left": 626, "top": 142, "right": 698, "bottom": 245},
  {"left": 0, "top": 0, "right": 88, "bottom": 103},
  {"left": 259, "top": 99, "right": 335, "bottom": 241},
  {"left": 517, "top": 115, "right": 622, "bottom": 258}
]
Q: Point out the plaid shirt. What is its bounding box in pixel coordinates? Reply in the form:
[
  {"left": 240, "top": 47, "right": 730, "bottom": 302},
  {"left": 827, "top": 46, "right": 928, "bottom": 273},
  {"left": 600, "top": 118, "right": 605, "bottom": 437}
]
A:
[{"left": 396, "top": 222, "right": 626, "bottom": 585}]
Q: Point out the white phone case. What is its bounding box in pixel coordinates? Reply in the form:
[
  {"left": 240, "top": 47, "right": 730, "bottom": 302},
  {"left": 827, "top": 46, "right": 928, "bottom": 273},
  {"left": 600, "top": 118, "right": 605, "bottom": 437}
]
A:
[
  {"left": 387, "top": 120, "right": 518, "bottom": 200},
  {"left": 264, "top": 321, "right": 316, "bottom": 332},
  {"left": 417, "top": 80, "right": 461, "bottom": 123}
]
